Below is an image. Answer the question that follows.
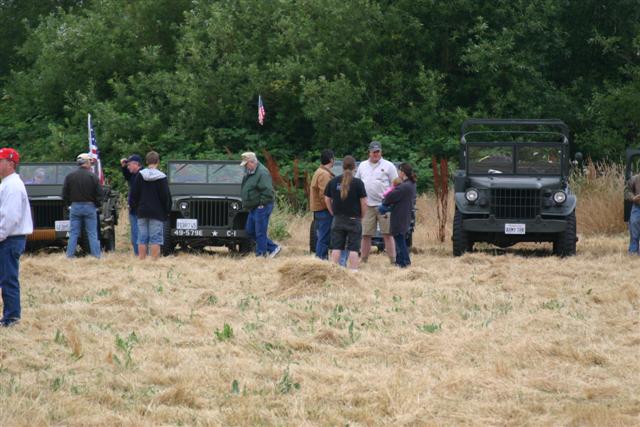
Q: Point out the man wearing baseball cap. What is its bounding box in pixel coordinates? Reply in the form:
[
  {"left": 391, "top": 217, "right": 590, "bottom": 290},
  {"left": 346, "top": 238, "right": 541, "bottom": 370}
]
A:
[
  {"left": 0, "top": 147, "right": 33, "bottom": 327},
  {"left": 355, "top": 140, "right": 399, "bottom": 264},
  {"left": 62, "top": 152, "right": 103, "bottom": 258},
  {"left": 120, "top": 154, "right": 144, "bottom": 255}
]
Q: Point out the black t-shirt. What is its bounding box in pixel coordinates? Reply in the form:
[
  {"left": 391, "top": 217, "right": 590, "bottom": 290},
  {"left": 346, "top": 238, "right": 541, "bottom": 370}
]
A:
[{"left": 324, "top": 174, "right": 367, "bottom": 218}]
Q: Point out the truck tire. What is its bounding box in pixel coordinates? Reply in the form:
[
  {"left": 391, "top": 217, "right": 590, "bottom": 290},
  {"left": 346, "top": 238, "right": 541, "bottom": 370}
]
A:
[
  {"left": 452, "top": 209, "right": 473, "bottom": 256},
  {"left": 553, "top": 211, "right": 577, "bottom": 257},
  {"left": 309, "top": 219, "right": 317, "bottom": 254},
  {"left": 161, "top": 221, "right": 176, "bottom": 256},
  {"left": 102, "top": 230, "right": 116, "bottom": 252},
  {"left": 238, "top": 239, "right": 255, "bottom": 255}
]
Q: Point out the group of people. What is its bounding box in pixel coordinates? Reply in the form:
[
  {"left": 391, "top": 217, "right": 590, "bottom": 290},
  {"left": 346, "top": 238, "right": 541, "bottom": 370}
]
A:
[
  {"left": 120, "top": 150, "right": 281, "bottom": 259},
  {"left": 310, "top": 141, "right": 417, "bottom": 270},
  {"left": 60, "top": 150, "right": 172, "bottom": 261},
  {"left": 0, "top": 141, "right": 410, "bottom": 327}
]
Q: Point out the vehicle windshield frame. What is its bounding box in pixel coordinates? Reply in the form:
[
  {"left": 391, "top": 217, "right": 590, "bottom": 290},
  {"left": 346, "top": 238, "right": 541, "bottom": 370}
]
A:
[
  {"left": 465, "top": 142, "right": 565, "bottom": 177},
  {"left": 18, "top": 163, "right": 77, "bottom": 185},
  {"left": 167, "top": 161, "right": 245, "bottom": 184}
]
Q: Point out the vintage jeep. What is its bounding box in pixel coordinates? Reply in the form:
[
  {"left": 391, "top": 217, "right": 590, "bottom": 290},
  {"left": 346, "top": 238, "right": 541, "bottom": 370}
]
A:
[
  {"left": 162, "top": 160, "right": 253, "bottom": 255},
  {"left": 18, "top": 162, "right": 119, "bottom": 252},
  {"left": 453, "top": 119, "right": 578, "bottom": 256}
]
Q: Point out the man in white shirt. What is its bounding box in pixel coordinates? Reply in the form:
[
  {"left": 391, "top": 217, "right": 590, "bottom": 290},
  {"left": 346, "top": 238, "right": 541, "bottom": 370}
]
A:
[
  {"left": 0, "top": 147, "right": 33, "bottom": 327},
  {"left": 355, "top": 141, "right": 398, "bottom": 263}
]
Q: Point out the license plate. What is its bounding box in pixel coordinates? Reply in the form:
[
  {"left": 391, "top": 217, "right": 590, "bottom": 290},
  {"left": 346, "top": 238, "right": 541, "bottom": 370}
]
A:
[
  {"left": 505, "top": 223, "right": 525, "bottom": 235},
  {"left": 176, "top": 218, "right": 198, "bottom": 230},
  {"left": 55, "top": 220, "right": 70, "bottom": 232},
  {"left": 173, "top": 229, "right": 203, "bottom": 237}
]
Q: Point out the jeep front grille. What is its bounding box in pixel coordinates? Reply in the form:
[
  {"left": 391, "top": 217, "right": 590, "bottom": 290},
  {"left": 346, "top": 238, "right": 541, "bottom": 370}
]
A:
[
  {"left": 490, "top": 189, "right": 541, "bottom": 219},
  {"left": 31, "top": 200, "right": 66, "bottom": 228},
  {"left": 189, "top": 200, "right": 230, "bottom": 227}
]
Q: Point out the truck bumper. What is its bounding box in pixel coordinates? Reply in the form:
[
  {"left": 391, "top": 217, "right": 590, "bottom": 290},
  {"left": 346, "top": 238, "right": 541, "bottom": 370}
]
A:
[
  {"left": 171, "top": 228, "right": 248, "bottom": 239},
  {"left": 27, "top": 229, "right": 68, "bottom": 241},
  {"left": 463, "top": 218, "right": 567, "bottom": 233}
]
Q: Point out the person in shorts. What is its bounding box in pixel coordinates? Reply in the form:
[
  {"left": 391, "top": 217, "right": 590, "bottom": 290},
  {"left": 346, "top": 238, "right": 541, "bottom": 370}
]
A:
[
  {"left": 130, "top": 151, "right": 171, "bottom": 260},
  {"left": 355, "top": 140, "right": 398, "bottom": 263},
  {"left": 324, "top": 155, "right": 367, "bottom": 270}
]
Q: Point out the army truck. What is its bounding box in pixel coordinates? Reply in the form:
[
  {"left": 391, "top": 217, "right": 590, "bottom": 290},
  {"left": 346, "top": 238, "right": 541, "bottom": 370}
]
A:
[
  {"left": 18, "top": 162, "right": 119, "bottom": 252},
  {"left": 453, "top": 119, "right": 578, "bottom": 256},
  {"left": 162, "top": 160, "right": 253, "bottom": 255}
]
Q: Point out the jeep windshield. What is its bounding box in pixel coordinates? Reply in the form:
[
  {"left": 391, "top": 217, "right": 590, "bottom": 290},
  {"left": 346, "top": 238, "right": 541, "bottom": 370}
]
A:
[
  {"left": 169, "top": 162, "right": 244, "bottom": 184},
  {"left": 19, "top": 164, "right": 76, "bottom": 185},
  {"left": 467, "top": 145, "right": 562, "bottom": 175}
]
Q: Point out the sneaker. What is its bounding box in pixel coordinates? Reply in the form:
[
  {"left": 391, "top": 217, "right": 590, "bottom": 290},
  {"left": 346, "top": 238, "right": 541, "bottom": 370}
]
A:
[
  {"left": 0, "top": 318, "right": 20, "bottom": 328},
  {"left": 269, "top": 245, "right": 282, "bottom": 258}
]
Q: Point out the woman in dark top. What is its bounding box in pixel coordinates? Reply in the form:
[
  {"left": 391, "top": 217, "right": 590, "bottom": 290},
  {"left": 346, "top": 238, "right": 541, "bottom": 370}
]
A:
[
  {"left": 323, "top": 155, "right": 367, "bottom": 270},
  {"left": 382, "top": 163, "right": 417, "bottom": 267}
]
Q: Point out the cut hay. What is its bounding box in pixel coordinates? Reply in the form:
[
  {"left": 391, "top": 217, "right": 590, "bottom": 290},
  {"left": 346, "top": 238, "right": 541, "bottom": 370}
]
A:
[{"left": 274, "top": 259, "right": 361, "bottom": 298}]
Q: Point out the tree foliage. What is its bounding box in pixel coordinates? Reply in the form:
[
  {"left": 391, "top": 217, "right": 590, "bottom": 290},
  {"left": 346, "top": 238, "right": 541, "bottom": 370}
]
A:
[{"left": 0, "top": 0, "right": 639, "bottom": 193}]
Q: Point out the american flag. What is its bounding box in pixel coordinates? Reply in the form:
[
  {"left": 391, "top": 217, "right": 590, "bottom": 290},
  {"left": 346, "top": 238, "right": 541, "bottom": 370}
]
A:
[
  {"left": 87, "top": 113, "right": 105, "bottom": 185},
  {"left": 258, "top": 95, "right": 266, "bottom": 126}
]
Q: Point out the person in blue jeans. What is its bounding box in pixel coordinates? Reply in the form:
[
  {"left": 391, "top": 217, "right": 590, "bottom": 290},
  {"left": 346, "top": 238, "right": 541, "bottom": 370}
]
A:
[
  {"left": 381, "top": 163, "right": 417, "bottom": 268},
  {"left": 120, "top": 154, "right": 143, "bottom": 256},
  {"left": 625, "top": 174, "right": 640, "bottom": 254},
  {"left": 0, "top": 147, "right": 33, "bottom": 327},
  {"left": 310, "top": 150, "right": 335, "bottom": 259},
  {"left": 63, "top": 153, "right": 103, "bottom": 258},
  {"left": 240, "top": 152, "right": 281, "bottom": 257}
]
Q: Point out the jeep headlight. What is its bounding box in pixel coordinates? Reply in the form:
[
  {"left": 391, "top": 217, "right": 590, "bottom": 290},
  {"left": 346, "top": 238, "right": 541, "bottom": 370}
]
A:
[
  {"left": 179, "top": 201, "right": 189, "bottom": 211},
  {"left": 230, "top": 201, "right": 240, "bottom": 210},
  {"left": 553, "top": 191, "right": 566, "bottom": 204},
  {"left": 465, "top": 188, "right": 479, "bottom": 203}
]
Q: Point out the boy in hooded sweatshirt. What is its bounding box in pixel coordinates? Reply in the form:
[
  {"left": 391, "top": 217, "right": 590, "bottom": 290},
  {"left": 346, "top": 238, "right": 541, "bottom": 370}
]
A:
[{"left": 130, "top": 151, "right": 171, "bottom": 260}]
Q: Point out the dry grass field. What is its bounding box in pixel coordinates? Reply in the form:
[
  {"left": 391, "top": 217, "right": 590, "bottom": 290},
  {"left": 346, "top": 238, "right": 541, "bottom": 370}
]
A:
[{"left": 2, "top": 180, "right": 640, "bottom": 426}]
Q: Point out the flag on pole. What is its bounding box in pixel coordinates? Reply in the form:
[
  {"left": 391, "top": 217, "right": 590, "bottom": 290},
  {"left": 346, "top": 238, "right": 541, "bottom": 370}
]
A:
[
  {"left": 258, "top": 95, "right": 266, "bottom": 126},
  {"left": 87, "top": 113, "right": 105, "bottom": 185}
]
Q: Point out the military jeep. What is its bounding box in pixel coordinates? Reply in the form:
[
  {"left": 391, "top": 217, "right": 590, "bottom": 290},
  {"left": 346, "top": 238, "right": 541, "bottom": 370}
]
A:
[
  {"left": 453, "top": 119, "right": 577, "bottom": 256},
  {"left": 18, "top": 162, "right": 119, "bottom": 252},
  {"left": 162, "top": 160, "right": 253, "bottom": 255}
]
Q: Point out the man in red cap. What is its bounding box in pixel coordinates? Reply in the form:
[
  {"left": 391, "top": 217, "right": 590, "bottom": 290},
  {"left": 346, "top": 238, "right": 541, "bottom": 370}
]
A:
[{"left": 0, "top": 147, "right": 33, "bottom": 327}]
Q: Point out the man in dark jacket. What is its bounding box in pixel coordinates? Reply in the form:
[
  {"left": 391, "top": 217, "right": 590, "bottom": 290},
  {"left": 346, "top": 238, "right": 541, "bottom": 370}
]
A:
[
  {"left": 130, "top": 151, "right": 171, "bottom": 260},
  {"left": 63, "top": 153, "right": 103, "bottom": 258},
  {"left": 120, "top": 154, "right": 143, "bottom": 255},
  {"left": 240, "top": 152, "right": 281, "bottom": 257}
]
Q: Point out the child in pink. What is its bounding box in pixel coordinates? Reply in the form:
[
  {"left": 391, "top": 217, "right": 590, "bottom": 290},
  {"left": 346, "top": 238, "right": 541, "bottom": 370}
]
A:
[{"left": 378, "top": 177, "right": 402, "bottom": 214}]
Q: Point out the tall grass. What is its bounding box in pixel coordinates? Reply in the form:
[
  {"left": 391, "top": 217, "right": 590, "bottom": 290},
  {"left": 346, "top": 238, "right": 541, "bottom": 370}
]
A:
[{"left": 572, "top": 161, "right": 626, "bottom": 235}]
